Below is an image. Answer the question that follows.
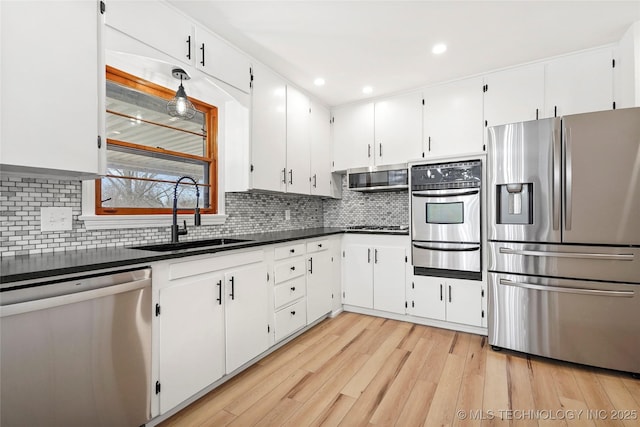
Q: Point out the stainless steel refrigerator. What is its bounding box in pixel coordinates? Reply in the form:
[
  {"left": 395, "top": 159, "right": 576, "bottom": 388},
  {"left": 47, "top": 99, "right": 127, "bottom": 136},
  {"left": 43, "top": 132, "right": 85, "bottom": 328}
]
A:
[{"left": 487, "top": 107, "right": 640, "bottom": 374}]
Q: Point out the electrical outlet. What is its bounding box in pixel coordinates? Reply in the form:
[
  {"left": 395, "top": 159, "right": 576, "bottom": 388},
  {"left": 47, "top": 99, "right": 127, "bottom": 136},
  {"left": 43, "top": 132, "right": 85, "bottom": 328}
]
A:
[
  {"left": 41, "top": 207, "right": 72, "bottom": 231},
  {"left": 285, "top": 209, "right": 291, "bottom": 221}
]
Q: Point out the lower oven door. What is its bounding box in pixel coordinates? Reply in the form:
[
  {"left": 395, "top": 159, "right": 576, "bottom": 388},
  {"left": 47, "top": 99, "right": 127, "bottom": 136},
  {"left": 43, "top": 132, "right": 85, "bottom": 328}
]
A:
[
  {"left": 412, "top": 241, "right": 481, "bottom": 280},
  {"left": 411, "top": 188, "right": 480, "bottom": 243},
  {"left": 489, "top": 272, "right": 640, "bottom": 374}
]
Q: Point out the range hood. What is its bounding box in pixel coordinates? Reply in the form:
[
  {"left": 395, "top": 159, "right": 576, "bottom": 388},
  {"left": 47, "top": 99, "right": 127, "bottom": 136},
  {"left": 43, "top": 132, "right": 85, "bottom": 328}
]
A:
[{"left": 347, "top": 163, "right": 408, "bottom": 192}]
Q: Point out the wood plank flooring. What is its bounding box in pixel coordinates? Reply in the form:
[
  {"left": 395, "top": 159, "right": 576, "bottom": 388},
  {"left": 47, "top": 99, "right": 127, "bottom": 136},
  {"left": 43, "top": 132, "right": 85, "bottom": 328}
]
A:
[{"left": 159, "top": 312, "right": 640, "bottom": 427}]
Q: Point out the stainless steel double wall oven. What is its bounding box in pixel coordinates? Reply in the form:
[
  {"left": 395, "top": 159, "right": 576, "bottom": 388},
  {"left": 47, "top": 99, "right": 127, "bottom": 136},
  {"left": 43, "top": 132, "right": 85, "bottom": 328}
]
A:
[{"left": 410, "top": 159, "right": 482, "bottom": 280}]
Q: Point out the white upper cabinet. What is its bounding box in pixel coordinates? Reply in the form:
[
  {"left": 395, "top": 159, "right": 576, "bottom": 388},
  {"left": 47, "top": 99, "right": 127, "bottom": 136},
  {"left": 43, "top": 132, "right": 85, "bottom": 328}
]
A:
[
  {"left": 423, "top": 77, "right": 485, "bottom": 157},
  {"left": 483, "top": 63, "right": 545, "bottom": 128},
  {"left": 331, "top": 102, "right": 374, "bottom": 171},
  {"left": 194, "top": 25, "right": 250, "bottom": 92},
  {"left": 106, "top": 1, "right": 249, "bottom": 92},
  {"left": 374, "top": 92, "right": 423, "bottom": 165},
  {"left": 250, "top": 63, "right": 287, "bottom": 192},
  {"left": 614, "top": 22, "right": 640, "bottom": 109},
  {"left": 286, "top": 86, "right": 311, "bottom": 195},
  {"left": 544, "top": 47, "right": 614, "bottom": 117},
  {"left": 310, "top": 100, "right": 333, "bottom": 197},
  {"left": 106, "top": 0, "right": 194, "bottom": 67},
  {"left": 0, "top": 0, "right": 104, "bottom": 178}
]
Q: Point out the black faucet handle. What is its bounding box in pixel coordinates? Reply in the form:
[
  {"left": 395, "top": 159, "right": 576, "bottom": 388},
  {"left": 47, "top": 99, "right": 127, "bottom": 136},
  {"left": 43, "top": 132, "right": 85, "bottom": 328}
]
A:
[
  {"left": 194, "top": 207, "right": 201, "bottom": 226},
  {"left": 179, "top": 220, "right": 188, "bottom": 236}
]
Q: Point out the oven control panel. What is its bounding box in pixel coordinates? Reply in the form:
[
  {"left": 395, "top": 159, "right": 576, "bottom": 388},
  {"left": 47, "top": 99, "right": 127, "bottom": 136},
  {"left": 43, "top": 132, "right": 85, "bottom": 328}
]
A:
[{"left": 411, "top": 160, "right": 481, "bottom": 190}]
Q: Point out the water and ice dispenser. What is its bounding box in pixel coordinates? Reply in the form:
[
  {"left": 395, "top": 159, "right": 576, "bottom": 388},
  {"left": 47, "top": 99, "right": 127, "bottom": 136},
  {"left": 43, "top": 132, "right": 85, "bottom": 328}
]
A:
[{"left": 496, "top": 183, "right": 533, "bottom": 224}]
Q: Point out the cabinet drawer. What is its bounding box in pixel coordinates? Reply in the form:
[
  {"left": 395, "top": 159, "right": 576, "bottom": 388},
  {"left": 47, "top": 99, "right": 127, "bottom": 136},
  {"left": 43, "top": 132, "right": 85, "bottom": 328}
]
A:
[
  {"left": 274, "top": 299, "right": 307, "bottom": 342},
  {"left": 274, "top": 243, "right": 306, "bottom": 260},
  {"left": 306, "top": 239, "right": 329, "bottom": 254},
  {"left": 274, "top": 277, "right": 306, "bottom": 309},
  {"left": 274, "top": 258, "right": 306, "bottom": 284}
]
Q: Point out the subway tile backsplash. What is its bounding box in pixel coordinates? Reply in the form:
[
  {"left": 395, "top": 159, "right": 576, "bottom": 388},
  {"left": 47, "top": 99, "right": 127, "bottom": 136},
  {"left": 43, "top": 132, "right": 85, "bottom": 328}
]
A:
[{"left": 0, "top": 174, "right": 409, "bottom": 257}]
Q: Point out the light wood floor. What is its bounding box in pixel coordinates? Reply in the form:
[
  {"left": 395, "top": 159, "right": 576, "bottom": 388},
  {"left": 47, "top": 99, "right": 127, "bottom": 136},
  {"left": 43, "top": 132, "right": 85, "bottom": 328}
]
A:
[{"left": 159, "top": 312, "right": 640, "bottom": 427}]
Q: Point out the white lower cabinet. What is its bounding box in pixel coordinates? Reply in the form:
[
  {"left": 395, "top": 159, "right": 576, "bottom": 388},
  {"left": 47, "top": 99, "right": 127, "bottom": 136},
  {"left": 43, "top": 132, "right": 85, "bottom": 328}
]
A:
[
  {"left": 274, "top": 299, "right": 307, "bottom": 342},
  {"left": 342, "top": 235, "right": 408, "bottom": 314},
  {"left": 224, "top": 263, "right": 270, "bottom": 373},
  {"left": 155, "top": 249, "right": 268, "bottom": 414},
  {"left": 408, "top": 275, "right": 484, "bottom": 327},
  {"left": 273, "top": 242, "right": 308, "bottom": 342},
  {"left": 158, "top": 273, "right": 225, "bottom": 413},
  {"left": 306, "top": 240, "right": 333, "bottom": 323}
]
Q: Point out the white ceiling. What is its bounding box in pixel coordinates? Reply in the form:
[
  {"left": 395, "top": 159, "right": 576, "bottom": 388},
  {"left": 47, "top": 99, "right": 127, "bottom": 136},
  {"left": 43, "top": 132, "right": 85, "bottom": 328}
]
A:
[{"left": 168, "top": 1, "right": 640, "bottom": 107}]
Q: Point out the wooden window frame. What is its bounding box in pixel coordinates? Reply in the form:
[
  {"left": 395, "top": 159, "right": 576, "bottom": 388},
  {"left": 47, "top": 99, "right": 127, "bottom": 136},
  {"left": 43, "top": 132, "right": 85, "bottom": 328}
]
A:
[{"left": 97, "top": 66, "right": 218, "bottom": 215}]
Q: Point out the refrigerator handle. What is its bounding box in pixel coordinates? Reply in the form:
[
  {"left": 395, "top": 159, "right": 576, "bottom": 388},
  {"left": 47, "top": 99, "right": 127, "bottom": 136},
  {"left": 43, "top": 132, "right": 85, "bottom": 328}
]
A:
[
  {"left": 499, "top": 278, "right": 634, "bottom": 298},
  {"left": 552, "top": 123, "right": 561, "bottom": 231},
  {"left": 564, "top": 126, "right": 573, "bottom": 230}
]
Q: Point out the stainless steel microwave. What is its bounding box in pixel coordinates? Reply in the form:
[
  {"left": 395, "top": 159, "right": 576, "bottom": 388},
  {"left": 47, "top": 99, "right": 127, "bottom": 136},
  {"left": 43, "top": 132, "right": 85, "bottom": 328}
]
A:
[{"left": 347, "top": 164, "right": 408, "bottom": 192}]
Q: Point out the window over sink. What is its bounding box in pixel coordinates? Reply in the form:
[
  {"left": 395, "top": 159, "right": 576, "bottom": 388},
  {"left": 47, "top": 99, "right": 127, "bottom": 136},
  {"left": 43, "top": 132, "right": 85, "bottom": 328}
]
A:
[{"left": 96, "top": 66, "right": 218, "bottom": 215}]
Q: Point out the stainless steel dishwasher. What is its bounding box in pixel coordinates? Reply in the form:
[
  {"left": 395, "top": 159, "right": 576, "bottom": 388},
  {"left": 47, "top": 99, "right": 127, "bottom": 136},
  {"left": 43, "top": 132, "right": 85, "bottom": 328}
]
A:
[{"left": 1, "top": 267, "right": 152, "bottom": 427}]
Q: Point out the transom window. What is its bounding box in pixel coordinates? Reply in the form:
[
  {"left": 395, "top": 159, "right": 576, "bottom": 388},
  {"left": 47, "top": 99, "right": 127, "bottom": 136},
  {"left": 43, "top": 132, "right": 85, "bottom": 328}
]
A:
[{"left": 96, "top": 67, "right": 218, "bottom": 215}]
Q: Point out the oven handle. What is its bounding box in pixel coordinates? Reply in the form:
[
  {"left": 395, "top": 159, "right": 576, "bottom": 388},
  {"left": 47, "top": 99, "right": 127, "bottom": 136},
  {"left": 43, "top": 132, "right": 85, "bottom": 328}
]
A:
[
  {"left": 413, "top": 243, "right": 480, "bottom": 252},
  {"left": 412, "top": 189, "right": 479, "bottom": 198},
  {"left": 499, "top": 278, "right": 634, "bottom": 298}
]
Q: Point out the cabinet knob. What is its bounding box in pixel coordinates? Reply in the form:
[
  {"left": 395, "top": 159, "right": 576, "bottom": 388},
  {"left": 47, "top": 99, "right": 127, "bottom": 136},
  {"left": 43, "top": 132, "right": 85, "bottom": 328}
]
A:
[
  {"left": 291, "top": 310, "right": 296, "bottom": 316},
  {"left": 290, "top": 248, "right": 295, "bottom": 253},
  {"left": 290, "top": 266, "right": 296, "bottom": 271},
  {"left": 291, "top": 286, "right": 296, "bottom": 292}
]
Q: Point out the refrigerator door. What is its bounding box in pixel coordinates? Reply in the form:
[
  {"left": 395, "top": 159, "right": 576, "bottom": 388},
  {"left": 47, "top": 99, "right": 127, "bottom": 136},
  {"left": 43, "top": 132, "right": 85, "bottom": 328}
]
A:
[
  {"left": 487, "top": 118, "right": 562, "bottom": 243},
  {"left": 489, "top": 272, "right": 640, "bottom": 374},
  {"left": 562, "top": 107, "right": 640, "bottom": 245}
]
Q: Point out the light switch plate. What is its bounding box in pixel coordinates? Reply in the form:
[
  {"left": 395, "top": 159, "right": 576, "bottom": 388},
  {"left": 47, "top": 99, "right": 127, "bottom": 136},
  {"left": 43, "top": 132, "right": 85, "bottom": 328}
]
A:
[
  {"left": 285, "top": 209, "right": 291, "bottom": 221},
  {"left": 41, "top": 207, "right": 73, "bottom": 231}
]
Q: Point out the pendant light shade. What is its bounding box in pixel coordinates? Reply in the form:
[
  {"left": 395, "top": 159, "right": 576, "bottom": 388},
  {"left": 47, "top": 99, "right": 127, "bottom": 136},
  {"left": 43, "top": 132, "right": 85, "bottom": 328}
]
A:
[{"left": 167, "top": 68, "right": 197, "bottom": 120}]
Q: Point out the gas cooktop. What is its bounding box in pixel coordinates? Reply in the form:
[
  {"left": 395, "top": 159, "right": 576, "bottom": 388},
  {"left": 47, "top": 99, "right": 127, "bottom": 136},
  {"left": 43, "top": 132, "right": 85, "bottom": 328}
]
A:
[{"left": 343, "top": 225, "right": 409, "bottom": 233}]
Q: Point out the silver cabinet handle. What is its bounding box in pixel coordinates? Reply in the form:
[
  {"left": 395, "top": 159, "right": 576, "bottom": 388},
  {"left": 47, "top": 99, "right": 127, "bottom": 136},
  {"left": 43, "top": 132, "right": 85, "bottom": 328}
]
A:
[
  {"left": 499, "top": 278, "right": 634, "bottom": 297},
  {"left": 498, "top": 247, "right": 634, "bottom": 261},
  {"left": 282, "top": 168, "right": 287, "bottom": 184}
]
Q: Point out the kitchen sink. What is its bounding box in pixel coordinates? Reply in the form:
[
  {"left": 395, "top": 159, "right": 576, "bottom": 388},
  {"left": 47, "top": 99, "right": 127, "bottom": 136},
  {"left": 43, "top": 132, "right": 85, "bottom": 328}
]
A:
[{"left": 130, "top": 238, "right": 253, "bottom": 252}]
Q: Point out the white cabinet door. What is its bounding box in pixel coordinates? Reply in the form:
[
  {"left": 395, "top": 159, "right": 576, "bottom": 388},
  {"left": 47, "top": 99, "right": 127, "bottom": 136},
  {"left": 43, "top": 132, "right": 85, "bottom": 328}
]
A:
[
  {"left": 225, "top": 263, "right": 269, "bottom": 373},
  {"left": 409, "top": 276, "right": 446, "bottom": 321},
  {"left": 445, "top": 279, "right": 483, "bottom": 327},
  {"left": 310, "top": 100, "right": 333, "bottom": 197},
  {"left": 159, "top": 274, "right": 225, "bottom": 413},
  {"left": 195, "top": 26, "right": 250, "bottom": 92},
  {"left": 373, "top": 246, "right": 406, "bottom": 315},
  {"left": 0, "top": 0, "right": 103, "bottom": 178},
  {"left": 286, "top": 86, "right": 311, "bottom": 194},
  {"left": 307, "top": 251, "right": 333, "bottom": 323},
  {"left": 250, "top": 63, "right": 287, "bottom": 192},
  {"left": 423, "top": 77, "right": 484, "bottom": 157},
  {"left": 342, "top": 244, "right": 374, "bottom": 308},
  {"left": 331, "top": 102, "right": 374, "bottom": 171},
  {"left": 545, "top": 48, "right": 614, "bottom": 117},
  {"left": 374, "top": 92, "right": 423, "bottom": 165},
  {"left": 105, "top": 0, "right": 194, "bottom": 66},
  {"left": 484, "top": 64, "right": 545, "bottom": 127}
]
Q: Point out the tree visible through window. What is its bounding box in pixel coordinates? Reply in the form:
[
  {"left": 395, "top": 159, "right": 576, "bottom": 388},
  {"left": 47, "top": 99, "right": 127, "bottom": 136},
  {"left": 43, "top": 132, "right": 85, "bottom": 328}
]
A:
[{"left": 96, "top": 67, "right": 218, "bottom": 215}]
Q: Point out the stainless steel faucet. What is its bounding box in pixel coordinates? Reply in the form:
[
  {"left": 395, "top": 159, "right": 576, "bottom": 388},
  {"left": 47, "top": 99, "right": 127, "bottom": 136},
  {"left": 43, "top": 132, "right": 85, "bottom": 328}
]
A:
[{"left": 171, "top": 176, "right": 202, "bottom": 243}]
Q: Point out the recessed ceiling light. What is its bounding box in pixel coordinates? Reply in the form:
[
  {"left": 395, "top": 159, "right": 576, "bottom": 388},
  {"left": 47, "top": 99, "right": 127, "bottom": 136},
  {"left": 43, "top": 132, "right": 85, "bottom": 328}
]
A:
[
  {"left": 314, "top": 77, "right": 325, "bottom": 86},
  {"left": 362, "top": 86, "right": 373, "bottom": 94},
  {"left": 432, "top": 43, "right": 447, "bottom": 55}
]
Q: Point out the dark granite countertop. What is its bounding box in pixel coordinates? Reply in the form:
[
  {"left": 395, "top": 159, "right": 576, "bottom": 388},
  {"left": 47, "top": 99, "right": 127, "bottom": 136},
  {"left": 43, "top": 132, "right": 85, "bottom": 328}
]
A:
[
  {"left": 0, "top": 228, "right": 344, "bottom": 285},
  {"left": 0, "top": 227, "right": 410, "bottom": 286}
]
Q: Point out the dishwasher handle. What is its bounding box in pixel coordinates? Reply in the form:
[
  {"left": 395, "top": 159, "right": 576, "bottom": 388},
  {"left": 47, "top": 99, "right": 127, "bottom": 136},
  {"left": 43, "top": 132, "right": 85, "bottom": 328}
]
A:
[{"left": 1, "top": 277, "right": 151, "bottom": 317}]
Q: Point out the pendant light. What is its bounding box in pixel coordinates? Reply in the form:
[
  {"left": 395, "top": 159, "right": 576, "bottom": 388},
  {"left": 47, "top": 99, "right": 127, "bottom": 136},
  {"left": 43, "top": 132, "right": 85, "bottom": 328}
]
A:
[{"left": 167, "top": 68, "right": 197, "bottom": 119}]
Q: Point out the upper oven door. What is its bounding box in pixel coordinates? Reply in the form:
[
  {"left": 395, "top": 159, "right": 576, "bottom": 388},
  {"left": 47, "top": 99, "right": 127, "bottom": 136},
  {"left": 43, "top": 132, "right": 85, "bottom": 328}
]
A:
[{"left": 411, "top": 188, "right": 480, "bottom": 243}]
